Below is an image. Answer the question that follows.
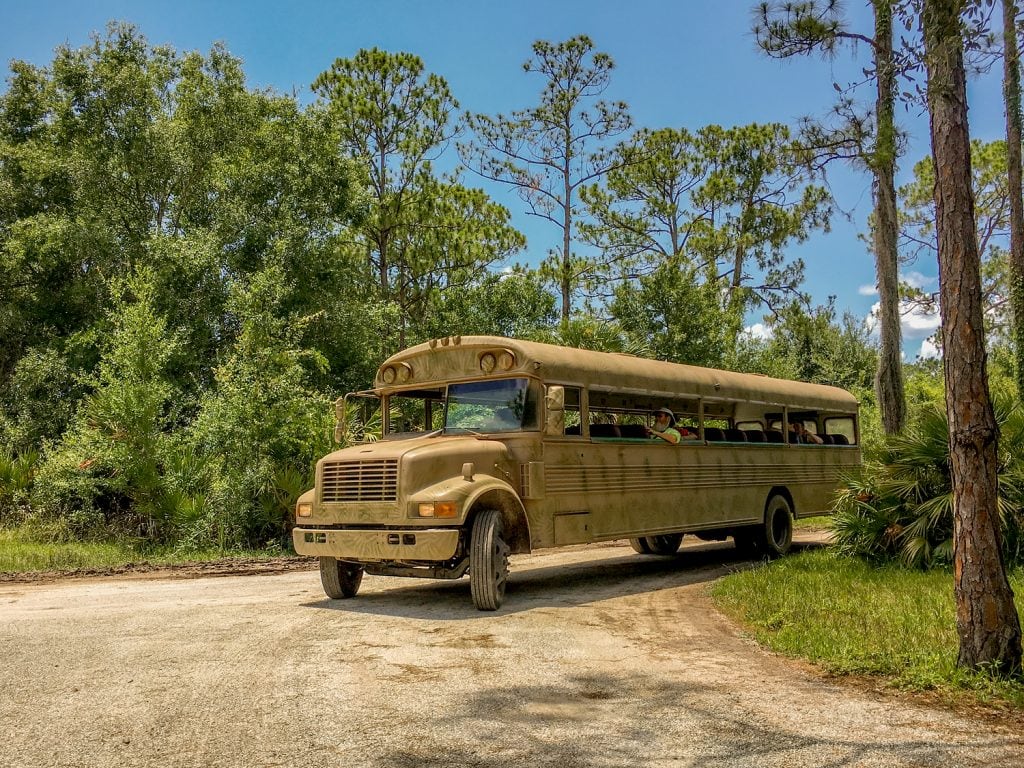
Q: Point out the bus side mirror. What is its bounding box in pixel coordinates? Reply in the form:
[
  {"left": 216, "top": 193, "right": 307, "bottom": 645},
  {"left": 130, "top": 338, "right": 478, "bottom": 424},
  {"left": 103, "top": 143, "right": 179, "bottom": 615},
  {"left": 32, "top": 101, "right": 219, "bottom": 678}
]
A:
[
  {"left": 334, "top": 397, "right": 347, "bottom": 444},
  {"left": 545, "top": 386, "right": 565, "bottom": 436}
]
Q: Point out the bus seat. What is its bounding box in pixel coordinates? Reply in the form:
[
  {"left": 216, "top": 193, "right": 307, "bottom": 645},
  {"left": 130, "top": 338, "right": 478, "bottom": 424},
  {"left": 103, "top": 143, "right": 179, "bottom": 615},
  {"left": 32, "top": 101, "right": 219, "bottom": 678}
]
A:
[
  {"left": 704, "top": 427, "right": 725, "bottom": 442},
  {"left": 590, "top": 423, "right": 621, "bottom": 438},
  {"left": 618, "top": 424, "right": 648, "bottom": 439},
  {"left": 724, "top": 429, "right": 747, "bottom": 442},
  {"left": 764, "top": 429, "right": 784, "bottom": 443},
  {"left": 787, "top": 430, "right": 799, "bottom": 444},
  {"left": 743, "top": 430, "right": 766, "bottom": 443},
  {"left": 819, "top": 434, "right": 834, "bottom": 445},
  {"left": 830, "top": 433, "right": 850, "bottom": 445}
]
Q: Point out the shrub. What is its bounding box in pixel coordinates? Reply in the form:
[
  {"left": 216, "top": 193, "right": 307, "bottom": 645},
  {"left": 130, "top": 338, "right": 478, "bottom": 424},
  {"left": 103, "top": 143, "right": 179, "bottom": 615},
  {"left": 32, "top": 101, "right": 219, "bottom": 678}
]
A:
[
  {"left": 186, "top": 266, "right": 333, "bottom": 548},
  {"left": 832, "top": 394, "right": 1024, "bottom": 567},
  {"left": 29, "top": 269, "right": 181, "bottom": 541}
]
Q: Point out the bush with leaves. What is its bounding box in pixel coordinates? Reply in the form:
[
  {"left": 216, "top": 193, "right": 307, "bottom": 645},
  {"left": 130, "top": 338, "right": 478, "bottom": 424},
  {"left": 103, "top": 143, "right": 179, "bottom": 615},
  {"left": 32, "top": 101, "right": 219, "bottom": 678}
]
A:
[
  {"left": 186, "top": 266, "right": 333, "bottom": 549},
  {"left": 28, "top": 270, "right": 181, "bottom": 540},
  {"left": 832, "top": 394, "right": 1024, "bottom": 567}
]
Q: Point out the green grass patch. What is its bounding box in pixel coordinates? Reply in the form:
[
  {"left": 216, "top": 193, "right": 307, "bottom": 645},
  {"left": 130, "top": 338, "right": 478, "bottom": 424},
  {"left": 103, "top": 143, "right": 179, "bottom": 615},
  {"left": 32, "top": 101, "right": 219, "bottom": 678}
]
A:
[
  {"left": 711, "top": 549, "right": 1024, "bottom": 709},
  {"left": 794, "top": 515, "right": 832, "bottom": 529},
  {"left": 0, "top": 528, "right": 288, "bottom": 574}
]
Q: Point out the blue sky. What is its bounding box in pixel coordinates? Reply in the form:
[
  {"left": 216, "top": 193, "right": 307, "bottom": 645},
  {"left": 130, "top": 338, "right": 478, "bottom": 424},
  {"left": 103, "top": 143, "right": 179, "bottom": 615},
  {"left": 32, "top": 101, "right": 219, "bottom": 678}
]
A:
[{"left": 1, "top": 1, "right": 1010, "bottom": 356}]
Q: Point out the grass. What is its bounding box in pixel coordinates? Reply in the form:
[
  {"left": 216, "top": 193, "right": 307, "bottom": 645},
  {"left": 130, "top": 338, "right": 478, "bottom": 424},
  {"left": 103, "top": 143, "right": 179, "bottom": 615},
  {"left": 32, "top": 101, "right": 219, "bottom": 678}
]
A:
[
  {"left": 711, "top": 549, "right": 1024, "bottom": 709},
  {"left": 0, "top": 528, "right": 290, "bottom": 574},
  {"left": 794, "top": 514, "right": 832, "bottom": 529}
]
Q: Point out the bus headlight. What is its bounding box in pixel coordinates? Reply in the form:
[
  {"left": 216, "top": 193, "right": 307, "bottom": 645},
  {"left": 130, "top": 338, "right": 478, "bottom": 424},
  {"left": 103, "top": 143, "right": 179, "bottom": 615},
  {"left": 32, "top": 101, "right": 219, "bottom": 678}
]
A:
[
  {"left": 417, "top": 501, "right": 457, "bottom": 518},
  {"left": 498, "top": 351, "right": 516, "bottom": 370},
  {"left": 479, "top": 352, "right": 497, "bottom": 374},
  {"left": 381, "top": 366, "right": 397, "bottom": 384},
  {"left": 296, "top": 502, "right": 313, "bottom": 518}
]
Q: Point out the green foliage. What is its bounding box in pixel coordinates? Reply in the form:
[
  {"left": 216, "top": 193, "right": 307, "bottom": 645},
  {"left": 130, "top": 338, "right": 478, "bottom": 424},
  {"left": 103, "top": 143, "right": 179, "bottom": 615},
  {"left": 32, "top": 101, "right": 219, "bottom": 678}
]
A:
[
  {"left": 29, "top": 269, "right": 180, "bottom": 540},
  {"left": 426, "top": 268, "right": 557, "bottom": 341},
  {"left": 610, "top": 258, "right": 735, "bottom": 367},
  {"left": 187, "top": 266, "right": 334, "bottom": 548},
  {"left": 732, "top": 300, "right": 877, "bottom": 391},
  {"left": 713, "top": 549, "right": 1024, "bottom": 707},
  {"left": 461, "top": 35, "right": 631, "bottom": 321},
  {"left": 314, "top": 48, "right": 523, "bottom": 353},
  {"left": 583, "top": 123, "right": 830, "bottom": 352},
  {"left": 832, "top": 394, "right": 1024, "bottom": 567},
  {"left": 0, "top": 346, "right": 82, "bottom": 451}
]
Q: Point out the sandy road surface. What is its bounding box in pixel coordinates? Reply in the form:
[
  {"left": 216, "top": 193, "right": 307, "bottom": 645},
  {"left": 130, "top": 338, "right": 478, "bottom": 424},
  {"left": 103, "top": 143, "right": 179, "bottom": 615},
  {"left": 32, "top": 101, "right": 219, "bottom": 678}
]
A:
[{"left": 1, "top": 536, "right": 1022, "bottom": 768}]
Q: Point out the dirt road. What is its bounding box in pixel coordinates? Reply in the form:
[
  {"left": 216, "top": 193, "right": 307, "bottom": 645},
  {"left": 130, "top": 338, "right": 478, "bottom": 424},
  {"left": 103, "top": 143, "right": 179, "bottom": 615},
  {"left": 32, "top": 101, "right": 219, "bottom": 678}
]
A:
[{"left": 1, "top": 537, "right": 1021, "bottom": 768}]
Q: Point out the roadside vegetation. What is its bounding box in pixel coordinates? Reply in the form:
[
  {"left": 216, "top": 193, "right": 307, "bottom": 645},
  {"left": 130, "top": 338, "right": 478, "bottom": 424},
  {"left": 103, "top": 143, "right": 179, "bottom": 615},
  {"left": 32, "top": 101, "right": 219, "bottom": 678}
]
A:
[
  {"left": 0, "top": 528, "right": 289, "bottom": 574},
  {"left": 712, "top": 551, "right": 1024, "bottom": 709}
]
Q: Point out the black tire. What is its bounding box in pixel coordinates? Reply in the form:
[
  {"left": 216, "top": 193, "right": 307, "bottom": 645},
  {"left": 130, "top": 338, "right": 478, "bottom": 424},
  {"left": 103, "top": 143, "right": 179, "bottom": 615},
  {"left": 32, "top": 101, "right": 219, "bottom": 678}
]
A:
[
  {"left": 757, "top": 494, "right": 793, "bottom": 557},
  {"left": 470, "top": 509, "right": 510, "bottom": 611},
  {"left": 319, "top": 557, "right": 364, "bottom": 599},
  {"left": 629, "top": 537, "right": 653, "bottom": 554},
  {"left": 642, "top": 533, "right": 684, "bottom": 555}
]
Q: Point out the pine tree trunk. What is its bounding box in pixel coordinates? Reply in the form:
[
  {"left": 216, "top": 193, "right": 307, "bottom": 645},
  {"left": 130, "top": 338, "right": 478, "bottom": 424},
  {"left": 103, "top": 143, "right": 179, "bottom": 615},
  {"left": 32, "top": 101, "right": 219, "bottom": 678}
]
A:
[
  {"left": 924, "top": 0, "right": 1023, "bottom": 675},
  {"left": 873, "top": 0, "right": 906, "bottom": 435},
  {"left": 1004, "top": 0, "right": 1024, "bottom": 401}
]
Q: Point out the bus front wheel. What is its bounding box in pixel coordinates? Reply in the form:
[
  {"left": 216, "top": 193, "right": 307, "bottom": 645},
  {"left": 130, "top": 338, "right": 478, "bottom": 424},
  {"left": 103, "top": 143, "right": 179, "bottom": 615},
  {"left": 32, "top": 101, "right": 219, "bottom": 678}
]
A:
[
  {"left": 470, "top": 509, "right": 510, "bottom": 611},
  {"left": 758, "top": 494, "right": 793, "bottom": 557},
  {"left": 320, "top": 557, "right": 364, "bottom": 599}
]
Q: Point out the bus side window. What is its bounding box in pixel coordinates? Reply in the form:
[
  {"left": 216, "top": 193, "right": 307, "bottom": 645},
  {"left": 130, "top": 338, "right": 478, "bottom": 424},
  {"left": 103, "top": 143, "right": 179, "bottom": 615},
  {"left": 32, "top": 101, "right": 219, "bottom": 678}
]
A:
[{"left": 824, "top": 416, "right": 857, "bottom": 445}]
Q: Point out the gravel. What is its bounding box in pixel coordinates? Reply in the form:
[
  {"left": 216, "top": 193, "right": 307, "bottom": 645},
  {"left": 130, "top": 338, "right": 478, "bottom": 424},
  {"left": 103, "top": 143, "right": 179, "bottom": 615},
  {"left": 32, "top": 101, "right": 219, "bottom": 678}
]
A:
[{"left": 1, "top": 535, "right": 1021, "bottom": 767}]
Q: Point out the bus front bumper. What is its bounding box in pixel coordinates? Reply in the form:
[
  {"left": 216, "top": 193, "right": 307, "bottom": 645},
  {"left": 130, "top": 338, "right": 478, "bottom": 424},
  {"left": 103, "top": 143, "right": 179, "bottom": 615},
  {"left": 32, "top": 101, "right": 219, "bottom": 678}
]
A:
[{"left": 292, "top": 527, "right": 461, "bottom": 562}]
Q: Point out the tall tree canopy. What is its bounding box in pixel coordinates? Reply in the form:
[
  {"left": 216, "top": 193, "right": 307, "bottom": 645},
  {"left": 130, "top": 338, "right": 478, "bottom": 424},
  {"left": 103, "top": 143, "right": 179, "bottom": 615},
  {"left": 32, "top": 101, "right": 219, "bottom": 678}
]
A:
[
  {"left": 313, "top": 48, "right": 525, "bottom": 352},
  {"left": 460, "top": 35, "right": 632, "bottom": 323},
  {"left": 755, "top": 0, "right": 907, "bottom": 435}
]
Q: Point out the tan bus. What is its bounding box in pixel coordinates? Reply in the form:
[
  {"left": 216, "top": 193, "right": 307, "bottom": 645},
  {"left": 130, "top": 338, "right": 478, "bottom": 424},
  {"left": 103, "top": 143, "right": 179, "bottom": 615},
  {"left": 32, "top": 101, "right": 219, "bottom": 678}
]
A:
[{"left": 293, "top": 335, "right": 861, "bottom": 610}]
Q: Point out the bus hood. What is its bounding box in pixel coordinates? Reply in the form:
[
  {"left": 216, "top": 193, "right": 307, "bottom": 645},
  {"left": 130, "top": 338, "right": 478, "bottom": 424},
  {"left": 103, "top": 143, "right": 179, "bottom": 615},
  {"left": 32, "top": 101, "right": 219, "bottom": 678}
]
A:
[{"left": 319, "top": 433, "right": 511, "bottom": 466}]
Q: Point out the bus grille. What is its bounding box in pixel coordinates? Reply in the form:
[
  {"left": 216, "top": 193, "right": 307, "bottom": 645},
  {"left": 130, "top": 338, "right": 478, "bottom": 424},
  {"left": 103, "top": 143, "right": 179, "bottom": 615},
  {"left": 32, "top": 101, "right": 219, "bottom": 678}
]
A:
[{"left": 320, "top": 459, "right": 398, "bottom": 503}]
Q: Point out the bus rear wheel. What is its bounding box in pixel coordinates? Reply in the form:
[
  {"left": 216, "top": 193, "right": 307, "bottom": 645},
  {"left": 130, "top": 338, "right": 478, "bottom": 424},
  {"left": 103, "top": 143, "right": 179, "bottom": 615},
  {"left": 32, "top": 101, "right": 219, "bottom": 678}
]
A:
[
  {"left": 639, "top": 533, "right": 683, "bottom": 555},
  {"left": 319, "top": 557, "right": 364, "bottom": 599},
  {"left": 470, "top": 509, "right": 510, "bottom": 611},
  {"left": 757, "top": 494, "right": 793, "bottom": 557},
  {"left": 629, "top": 537, "right": 652, "bottom": 554}
]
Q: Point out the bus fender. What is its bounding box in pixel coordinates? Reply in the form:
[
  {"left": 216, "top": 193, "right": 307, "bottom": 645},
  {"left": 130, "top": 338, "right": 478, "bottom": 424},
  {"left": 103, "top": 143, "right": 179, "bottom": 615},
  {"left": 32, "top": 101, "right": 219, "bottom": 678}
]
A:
[
  {"left": 407, "top": 477, "right": 531, "bottom": 554},
  {"left": 465, "top": 481, "right": 531, "bottom": 555},
  {"left": 767, "top": 486, "right": 795, "bottom": 518}
]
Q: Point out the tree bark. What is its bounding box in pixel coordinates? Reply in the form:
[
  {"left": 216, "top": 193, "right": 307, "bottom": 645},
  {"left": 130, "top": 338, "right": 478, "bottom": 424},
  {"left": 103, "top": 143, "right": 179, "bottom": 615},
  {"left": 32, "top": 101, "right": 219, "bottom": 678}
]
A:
[
  {"left": 1004, "top": 0, "right": 1024, "bottom": 401},
  {"left": 872, "top": 0, "right": 906, "bottom": 435},
  {"left": 924, "top": 0, "right": 1023, "bottom": 674}
]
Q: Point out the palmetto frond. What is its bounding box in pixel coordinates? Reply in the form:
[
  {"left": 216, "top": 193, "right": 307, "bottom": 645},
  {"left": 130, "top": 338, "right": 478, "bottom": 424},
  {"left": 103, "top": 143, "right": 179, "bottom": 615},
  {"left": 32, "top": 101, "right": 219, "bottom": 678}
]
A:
[{"left": 832, "top": 396, "right": 1024, "bottom": 568}]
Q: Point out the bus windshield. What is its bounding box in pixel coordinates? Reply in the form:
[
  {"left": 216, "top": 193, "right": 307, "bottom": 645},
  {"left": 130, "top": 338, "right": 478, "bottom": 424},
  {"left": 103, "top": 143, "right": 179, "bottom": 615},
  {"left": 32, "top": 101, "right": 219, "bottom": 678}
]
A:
[{"left": 445, "top": 378, "right": 533, "bottom": 433}]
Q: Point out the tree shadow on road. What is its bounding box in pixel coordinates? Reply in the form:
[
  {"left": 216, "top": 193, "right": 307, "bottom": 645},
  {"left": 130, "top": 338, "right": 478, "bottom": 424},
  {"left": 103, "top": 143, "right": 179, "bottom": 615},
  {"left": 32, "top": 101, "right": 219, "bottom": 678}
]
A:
[
  {"left": 300, "top": 540, "right": 826, "bottom": 621},
  {"left": 367, "top": 671, "right": 1023, "bottom": 768}
]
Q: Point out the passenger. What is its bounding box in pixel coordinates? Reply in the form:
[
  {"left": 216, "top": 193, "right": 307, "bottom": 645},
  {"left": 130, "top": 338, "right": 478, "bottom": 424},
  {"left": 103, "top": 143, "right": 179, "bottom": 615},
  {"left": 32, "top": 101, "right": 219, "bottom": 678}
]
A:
[
  {"left": 646, "top": 407, "right": 682, "bottom": 444},
  {"left": 790, "top": 421, "right": 823, "bottom": 444}
]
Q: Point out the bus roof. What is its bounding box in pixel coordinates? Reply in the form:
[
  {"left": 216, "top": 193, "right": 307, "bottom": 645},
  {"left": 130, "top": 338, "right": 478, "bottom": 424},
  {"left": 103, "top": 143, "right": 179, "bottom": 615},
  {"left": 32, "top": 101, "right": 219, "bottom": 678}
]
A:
[{"left": 381, "top": 335, "right": 859, "bottom": 412}]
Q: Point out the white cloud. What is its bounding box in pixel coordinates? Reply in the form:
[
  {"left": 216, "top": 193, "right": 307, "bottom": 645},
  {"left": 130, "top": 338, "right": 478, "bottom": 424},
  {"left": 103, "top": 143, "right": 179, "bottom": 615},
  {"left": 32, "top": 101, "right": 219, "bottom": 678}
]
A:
[
  {"left": 858, "top": 284, "right": 878, "bottom": 296},
  {"left": 902, "top": 271, "right": 937, "bottom": 290},
  {"left": 742, "top": 323, "right": 772, "bottom": 341},
  {"left": 864, "top": 298, "right": 941, "bottom": 341},
  {"left": 918, "top": 338, "right": 940, "bottom": 360},
  {"left": 901, "top": 302, "right": 941, "bottom": 338}
]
